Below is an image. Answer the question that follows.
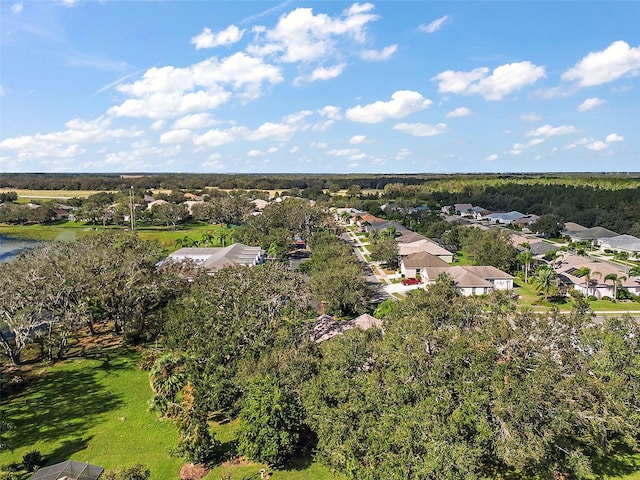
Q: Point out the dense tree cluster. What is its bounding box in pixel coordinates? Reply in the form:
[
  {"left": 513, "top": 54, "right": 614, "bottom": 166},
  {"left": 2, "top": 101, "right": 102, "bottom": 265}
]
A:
[{"left": 0, "top": 232, "right": 188, "bottom": 365}]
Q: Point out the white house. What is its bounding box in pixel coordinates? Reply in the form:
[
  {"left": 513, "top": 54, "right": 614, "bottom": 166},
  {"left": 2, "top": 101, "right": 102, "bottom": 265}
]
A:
[
  {"left": 598, "top": 234, "right": 640, "bottom": 256},
  {"left": 167, "top": 243, "right": 265, "bottom": 274}
]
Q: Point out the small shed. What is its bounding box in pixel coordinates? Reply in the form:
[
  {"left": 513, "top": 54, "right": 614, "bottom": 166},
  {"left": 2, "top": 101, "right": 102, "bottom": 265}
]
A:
[{"left": 32, "top": 461, "right": 104, "bottom": 480}]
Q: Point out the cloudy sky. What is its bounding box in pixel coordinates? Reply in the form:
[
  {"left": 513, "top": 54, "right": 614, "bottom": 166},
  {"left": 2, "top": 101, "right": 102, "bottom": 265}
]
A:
[{"left": 1, "top": 1, "right": 639, "bottom": 174}]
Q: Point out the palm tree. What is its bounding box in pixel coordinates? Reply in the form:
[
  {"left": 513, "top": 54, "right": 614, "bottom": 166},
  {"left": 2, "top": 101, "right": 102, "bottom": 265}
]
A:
[
  {"left": 532, "top": 266, "right": 559, "bottom": 300},
  {"left": 575, "top": 267, "right": 601, "bottom": 297},
  {"left": 368, "top": 228, "right": 380, "bottom": 244},
  {"left": 604, "top": 273, "right": 627, "bottom": 300},
  {"left": 219, "top": 232, "right": 228, "bottom": 247},
  {"left": 629, "top": 265, "right": 640, "bottom": 277},
  {"left": 614, "top": 251, "right": 630, "bottom": 274},
  {"left": 516, "top": 248, "right": 533, "bottom": 283},
  {"left": 201, "top": 231, "right": 215, "bottom": 247}
]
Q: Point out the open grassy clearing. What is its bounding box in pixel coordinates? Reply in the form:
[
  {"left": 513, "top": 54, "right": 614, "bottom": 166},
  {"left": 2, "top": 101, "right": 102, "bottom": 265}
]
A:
[
  {"left": 0, "top": 189, "right": 113, "bottom": 200},
  {"left": 0, "top": 222, "right": 234, "bottom": 252},
  {"left": 0, "top": 346, "right": 343, "bottom": 480}
]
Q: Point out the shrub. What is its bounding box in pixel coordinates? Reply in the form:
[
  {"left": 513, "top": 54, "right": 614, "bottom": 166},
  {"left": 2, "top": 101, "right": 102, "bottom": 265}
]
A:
[
  {"left": 587, "top": 295, "right": 598, "bottom": 301},
  {"left": 601, "top": 296, "right": 612, "bottom": 302},
  {"left": 103, "top": 464, "right": 150, "bottom": 480},
  {"left": 22, "top": 450, "right": 43, "bottom": 472},
  {"left": 0, "top": 472, "right": 21, "bottom": 480}
]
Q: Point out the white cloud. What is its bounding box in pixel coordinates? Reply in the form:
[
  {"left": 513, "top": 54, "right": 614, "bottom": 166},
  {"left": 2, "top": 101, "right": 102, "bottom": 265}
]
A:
[
  {"left": 193, "top": 127, "right": 243, "bottom": 147},
  {"left": 577, "top": 97, "right": 605, "bottom": 112},
  {"left": 0, "top": 85, "right": 5, "bottom": 96},
  {"left": 433, "top": 61, "right": 546, "bottom": 100},
  {"left": 202, "top": 153, "right": 223, "bottom": 170},
  {"left": 11, "top": 2, "right": 23, "bottom": 14},
  {"left": 0, "top": 116, "right": 143, "bottom": 161},
  {"left": 586, "top": 140, "right": 608, "bottom": 151},
  {"left": 486, "top": 154, "right": 498, "bottom": 161},
  {"left": 346, "top": 90, "right": 432, "bottom": 123},
  {"left": 361, "top": 44, "right": 397, "bottom": 61},
  {"left": 562, "top": 40, "right": 640, "bottom": 86},
  {"left": 247, "top": 149, "right": 263, "bottom": 157},
  {"left": 350, "top": 135, "right": 366, "bottom": 144},
  {"left": 247, "top": 122, "right": 296, "bottom": 141},
  {"left": 445, "top": 107, "right": 471, "bottom": 118},
  {"left": 305, "top": 63, "right": 345, "bottom": 82},
  {"left": 395, "top": 148, "right": 411, "bottom": 160},
  {"left": 283, "top": 110, "right": 313, "bottom": 125},
  {"left": 150, "top": 120, "right": 165, "bottom": 131},
  {"left": 393, "top": 122, "right": 447, "bottom": 137},
  {"left": 317, "top": 105, "right": 342, "bottom": 119},
  {"left": 420, "top": 15, "right": 449, "bottom": 33},
  {"left": 606, "top": 133, "right": 624, "bottom": 143},
  {"left": 250, "top": 4, "right": 379, "bottom": 64},
  {"left": 328, "top": 148, "right": 361, "bottom": 157},
  {"left": 289, "top": 146, "right": 299, "bottom": 153},
  {"left": 109, "top": 89, "right": 232, "bottom": 120},
  {"left": 191, "top": 25, "right": 245, "bottom": 49},
  {"left": 110, "top": 52, "right": 283, "bottom": 119},
  {"left": 172, "top": 113, "right": 218, "bottom": 130},
  {"left": 311, "top": 141, "right": 327, "bottom": 149},
  {"left": 526, "top": 124, "right": 578, "bottom": 137},
  {"left": 160, "top": 129, "right": 192, "bottom": 144},
  {"left": 511, "top": 138, "right": 544, "bottom": 154},
  {"left": 520, "top": 113, "right": 542, "bottom": 122}
]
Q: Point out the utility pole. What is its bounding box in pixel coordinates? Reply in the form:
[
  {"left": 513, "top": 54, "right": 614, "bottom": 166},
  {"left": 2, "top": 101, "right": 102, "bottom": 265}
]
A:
[{"left": 129, "top": 186, "right": 135, "bottom": 232}]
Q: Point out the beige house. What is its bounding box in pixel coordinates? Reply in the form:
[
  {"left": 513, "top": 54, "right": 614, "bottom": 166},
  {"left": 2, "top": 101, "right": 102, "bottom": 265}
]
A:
[
  {"left": 397, "top": 237, "right": 454, "bottom": 263},
  {"left": 422, "top": 265, "right": 514, "bottom": 296},
  {"left": 400, "top": 251, "right": 449, "bottom": 278}
]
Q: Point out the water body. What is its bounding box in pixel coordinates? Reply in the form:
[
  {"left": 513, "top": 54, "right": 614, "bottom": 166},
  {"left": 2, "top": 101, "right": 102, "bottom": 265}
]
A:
[{"left": 0, "top": 235, "right": 39, "bottom": 262}]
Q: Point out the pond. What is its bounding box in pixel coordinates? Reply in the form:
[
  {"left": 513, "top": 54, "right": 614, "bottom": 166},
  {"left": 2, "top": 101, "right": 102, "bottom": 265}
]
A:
[{"left": 0, "top": 235, "right": 39, "bottom": 262}]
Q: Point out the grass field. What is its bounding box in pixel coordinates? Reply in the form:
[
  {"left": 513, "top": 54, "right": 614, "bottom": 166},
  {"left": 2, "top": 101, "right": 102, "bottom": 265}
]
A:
[
  {"left": 0, "top": 222, "right": 234, "bottom": 252},
  {"left": 0, "top": 346, "right": 343, "bottom": 480},
  {"left": 0, "top": 189, "right": 112, "bottom": 200}
]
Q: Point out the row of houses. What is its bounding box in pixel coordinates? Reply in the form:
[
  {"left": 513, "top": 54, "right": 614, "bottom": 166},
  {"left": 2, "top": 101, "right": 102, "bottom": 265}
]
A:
[{"left": 336, "top": 209, "right": 515, "bottom": 297}]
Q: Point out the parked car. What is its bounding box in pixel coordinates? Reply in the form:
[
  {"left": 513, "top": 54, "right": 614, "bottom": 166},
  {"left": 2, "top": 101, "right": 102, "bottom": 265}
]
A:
[{"left": 402, "top": 277, "right": 422, "bottom": 285}]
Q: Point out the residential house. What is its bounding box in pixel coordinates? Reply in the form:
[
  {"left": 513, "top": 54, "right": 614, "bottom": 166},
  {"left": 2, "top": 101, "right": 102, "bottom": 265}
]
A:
[
  {"left": 422, "top": 265, "right": 514, "bottom": 296},
  {"left": 166, "top": 243, "right": 265, "bottom": 274},
  {"left": 311, "top": 313, "right": 383, "bottom": 343},
  {"left": 147, "top": 199, "right": 168, "bottom": 210},
  {"left": 567, "top": 226, "right": 619, "bottom": 243},
  {"left": 512, "top": 214, "right": 540, "bottom": 229},
  {"left": 553, "top": 251, "right": 640, "bottom": 298},
  {"left": 470, "top": 206, "right": 491, "bottom": 220},
  {"left": 485, "top": 211, "right": 526, "bottom": 225},
  {"left": 561, "top": 222, "right": 587, "bottom": 236},
  {"left": 397, "top": 237, "right": 455, "bottom": 263},
  {"left": 598, "top": 234, "right": 640, "bottom": 256},
  {"left": 400, "top": 251, "right": 449, "bottom": 278},
  {"left": 251, "top": 198, "right": 269, "bottom": 211},
  {"left": 183, "top": 200, "right": 205, "bottom": 215}
]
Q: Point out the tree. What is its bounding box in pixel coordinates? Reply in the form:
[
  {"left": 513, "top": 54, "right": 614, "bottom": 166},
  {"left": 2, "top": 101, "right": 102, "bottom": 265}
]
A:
[
  {"left": 368, "top": 235, "right": 398, "bottom": 269},
  {"left": 238, "top": 374, "right": 305, "bottom": 467},
  {"left": 603, "top": 273, "right": 626, "bottom": 300},
  {"left": 530, "top": 213, "right": 564, "bottom": 238},
  {"left": 575, "top": 267, "right": 601, "bottom": 297},
  {"left": 461, "top": 228, "right": 517, "bottom": 272},
  {"left": 532, "top": 266, "right": 559, "bottom": 300},
  {"left": 516, "top": 248, "right": 533, "bottom": 283},
  {"left": 614, "top": 250, "right": 630, "bottom": 273},
  {"left": 149, "top": 352, "right": 187, "bottom": 418},
  {"left": 151, "top": 202, "right": 187, "bottom": 229},
  {"left": 104, "top": 465, "right": 150, "bottom": 480},
  {"left": 174, "top": 382, "right": 218, "bottom": 464}
]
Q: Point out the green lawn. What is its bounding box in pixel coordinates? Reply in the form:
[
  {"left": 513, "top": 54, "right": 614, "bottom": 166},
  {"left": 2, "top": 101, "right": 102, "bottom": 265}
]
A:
[
  {"left": 0, "top": 349, "right": 343, "bottom": 480},
  {"left": 0, "top": 222, "right": 234, "bottom": 252},
  {"left": 514, "top": 278, "right": 640, "bottom": 312}
]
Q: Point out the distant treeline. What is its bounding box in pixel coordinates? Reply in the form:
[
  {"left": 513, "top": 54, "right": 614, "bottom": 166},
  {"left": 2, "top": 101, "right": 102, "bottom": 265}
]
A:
[{"left": 2, "top": 172, "right": 639, "bottom": 192}]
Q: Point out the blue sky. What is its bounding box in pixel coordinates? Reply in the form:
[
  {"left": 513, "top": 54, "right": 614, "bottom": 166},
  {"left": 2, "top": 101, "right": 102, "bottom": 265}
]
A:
[{"left": 1, "top": 1, "right": 639, "bottom": 174}]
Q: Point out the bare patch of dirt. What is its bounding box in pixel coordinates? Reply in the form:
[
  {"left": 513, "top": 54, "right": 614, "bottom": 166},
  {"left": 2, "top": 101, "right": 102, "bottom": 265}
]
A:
[{"left": 179, "top": 463, "right": 210, "bottom": 480}]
